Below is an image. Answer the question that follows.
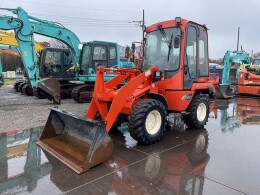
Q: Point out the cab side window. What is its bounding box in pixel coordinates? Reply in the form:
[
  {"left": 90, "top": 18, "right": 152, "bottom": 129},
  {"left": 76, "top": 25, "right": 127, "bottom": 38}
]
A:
[{"left": 186, "top": 26, "right": 197, "bottom": 78}]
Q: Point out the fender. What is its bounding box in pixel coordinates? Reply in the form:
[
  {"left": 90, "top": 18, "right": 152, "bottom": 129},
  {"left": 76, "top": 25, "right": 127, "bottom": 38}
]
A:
[{"left": 147, "top": 92, "right": 169, "bottom": 110}]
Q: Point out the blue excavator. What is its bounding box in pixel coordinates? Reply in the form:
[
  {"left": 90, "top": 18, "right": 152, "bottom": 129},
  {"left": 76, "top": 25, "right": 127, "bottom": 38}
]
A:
[
  {"left": 215, "top": 50, "right": 250, "bottom": 98},
  {"left": 0, "top": 7, "right": 133, "bottom": 103}
]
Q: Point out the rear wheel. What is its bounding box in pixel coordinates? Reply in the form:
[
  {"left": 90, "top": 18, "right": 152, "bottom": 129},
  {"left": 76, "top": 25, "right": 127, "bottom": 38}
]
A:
[
  {"left": 183, "top": 94, "right": 209, "bottom": 129},
  {"left": 128, "top": 99, "right": 167, "bottom": 145}
]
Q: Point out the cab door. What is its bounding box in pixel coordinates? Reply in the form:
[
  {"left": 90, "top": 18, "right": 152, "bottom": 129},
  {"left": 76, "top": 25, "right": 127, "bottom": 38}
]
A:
[
  {"left": 108, "top": 43, "right": 118, "bottom": 68},
  {"left": 184, "top": 24, "right": 198, "bottom": 89}
]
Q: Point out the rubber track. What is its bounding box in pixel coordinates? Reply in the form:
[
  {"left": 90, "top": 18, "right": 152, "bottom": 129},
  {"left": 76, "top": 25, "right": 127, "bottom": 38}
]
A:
[{"left": 71, "top": 84, "right": 90, "bottom": 103}]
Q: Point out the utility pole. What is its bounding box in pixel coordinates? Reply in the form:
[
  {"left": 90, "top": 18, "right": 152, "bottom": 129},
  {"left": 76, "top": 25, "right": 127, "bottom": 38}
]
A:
[
  {"left": 129, "top": 9, "right": 145, "bottom": 69},
  {"left": 237, "top": 27, "right": 240, "bottom": 51},
  {"left": 142, "top": 9, "right": 145, "bottom": 66}
]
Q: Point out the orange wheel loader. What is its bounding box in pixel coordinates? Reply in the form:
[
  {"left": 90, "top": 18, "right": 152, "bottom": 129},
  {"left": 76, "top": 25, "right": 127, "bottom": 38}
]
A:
[{"left": 37, "top": 17, "right": 215, "bottom": 174}]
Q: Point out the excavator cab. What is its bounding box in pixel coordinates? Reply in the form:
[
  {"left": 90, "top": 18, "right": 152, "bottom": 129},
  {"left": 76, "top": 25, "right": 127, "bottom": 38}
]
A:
[
  {"left": 39, "top": 17, "right": 213, "bottom": 173},
  {"left": 39, "top": 48, "right": 75, "bottom": 80}
]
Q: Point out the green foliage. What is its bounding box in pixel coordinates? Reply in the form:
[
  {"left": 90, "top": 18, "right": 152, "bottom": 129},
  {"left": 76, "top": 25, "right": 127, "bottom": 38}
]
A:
[
  {"left": 3, "top": 79, "right": 16, "bottom": 85},
  {"left": 1, "top": 53, "right": 23, "bottom": 71}
]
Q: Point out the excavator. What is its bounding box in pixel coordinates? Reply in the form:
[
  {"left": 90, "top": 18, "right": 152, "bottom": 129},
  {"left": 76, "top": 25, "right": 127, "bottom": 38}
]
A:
[
  {"left": 70, "top": 40, "right": 135, "bottom": 103},
  {"left": 0, "top": 7, "right": 80, "bottom": 103},
  {"left": 215, "top": 50, "right": 250, "bottom": 98},
  {"left": 0, "top": 8, "right": 134, "bottom": 103},
  {"left": 38, "top": 17, "right": 216, "bottom": 173}
]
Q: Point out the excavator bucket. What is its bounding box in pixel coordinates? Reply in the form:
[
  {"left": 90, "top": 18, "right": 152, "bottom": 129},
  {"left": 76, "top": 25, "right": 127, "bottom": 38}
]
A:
[
  {"left": 37, "top": 108, "right": 113, "bottom": 174},
  {"left": 215, "top": 85, "right": 236, "bottom": 99},
  {"left": 38, "top": 78, "right": 61, "bottom": 104}
]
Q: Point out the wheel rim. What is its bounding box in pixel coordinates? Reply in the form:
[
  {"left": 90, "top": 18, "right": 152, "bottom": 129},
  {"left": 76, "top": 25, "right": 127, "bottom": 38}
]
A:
[
  {"left": 145, "top": 154, "right": 161, "bottom": 179},
  {"left": 197, "top": 103, "right": 207, "bottom": 122},
  {"left": 195, "top": 135, "right": 206, "bottom": 153},
  {"left": 145, "top": 110, "right": 162, "bottom": 135}
]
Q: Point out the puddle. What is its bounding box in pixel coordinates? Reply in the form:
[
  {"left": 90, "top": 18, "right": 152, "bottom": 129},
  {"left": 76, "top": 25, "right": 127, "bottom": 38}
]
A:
[
  {"left": 0, "top": 96, "right": 260, "bottom": 194},
  {"left": 210, "top": 97, "right": 260, "bottom": 133},
  {"left": 0, "top": 127, "right": 59, "bottom": 194}
]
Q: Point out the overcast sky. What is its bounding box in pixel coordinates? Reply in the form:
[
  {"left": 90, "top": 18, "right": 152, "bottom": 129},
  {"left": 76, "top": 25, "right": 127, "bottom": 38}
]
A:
[{"left": 1, "top": 0, "right": 260, "bottom": 59}]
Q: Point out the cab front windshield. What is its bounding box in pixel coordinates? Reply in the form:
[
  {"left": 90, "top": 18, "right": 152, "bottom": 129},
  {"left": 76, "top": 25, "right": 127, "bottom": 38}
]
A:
[{"left": 143, "top": 27, "right": 181, "bottom": 71}]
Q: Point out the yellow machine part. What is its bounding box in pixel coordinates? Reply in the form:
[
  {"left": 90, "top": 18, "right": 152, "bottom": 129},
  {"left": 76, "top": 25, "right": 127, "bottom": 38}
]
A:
[{"left": 0, "top": 30, "right": 44, "bottom": 54}]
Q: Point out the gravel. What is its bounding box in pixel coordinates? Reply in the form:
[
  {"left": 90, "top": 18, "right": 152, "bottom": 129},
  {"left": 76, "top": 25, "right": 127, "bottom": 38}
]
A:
[{"left": 0, "top": 85, "right": 89, "bottom": 133}]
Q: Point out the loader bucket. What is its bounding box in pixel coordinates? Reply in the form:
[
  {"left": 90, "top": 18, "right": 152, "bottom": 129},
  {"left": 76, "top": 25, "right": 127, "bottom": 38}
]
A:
[
  {"left": 215, "top": 85, "right": 236, "bottom": 99},
  {"left": 38, "top": 78, "right": 61, "bottom": 104},
  {"left": 37, "top": 108, "right": 113, "bottom": 174}
]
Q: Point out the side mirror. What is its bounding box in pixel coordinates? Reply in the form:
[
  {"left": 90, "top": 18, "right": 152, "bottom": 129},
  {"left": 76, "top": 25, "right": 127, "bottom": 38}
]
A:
[{"left": 174, "top": 37, "right": 180, "bottom": 49}]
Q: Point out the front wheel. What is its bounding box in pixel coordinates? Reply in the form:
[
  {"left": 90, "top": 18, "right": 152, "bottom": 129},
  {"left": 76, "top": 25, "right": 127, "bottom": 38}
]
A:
[
  {"left": 183, "top": 94, "right": 209, "bottom": 129},
  {"left": 128, "top": 99, "right": 167, "bottom": 145}
]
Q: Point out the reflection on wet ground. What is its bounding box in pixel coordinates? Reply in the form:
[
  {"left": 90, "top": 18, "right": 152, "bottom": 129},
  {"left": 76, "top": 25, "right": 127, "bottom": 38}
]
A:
[{"left": 1, "top": 97, "right": 260, "bottom": 194}]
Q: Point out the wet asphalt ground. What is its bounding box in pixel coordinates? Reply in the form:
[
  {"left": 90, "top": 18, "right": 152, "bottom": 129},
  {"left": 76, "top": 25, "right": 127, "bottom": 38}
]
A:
[{"left": 1, "top": 85, "right": 260, "bottom": 194}]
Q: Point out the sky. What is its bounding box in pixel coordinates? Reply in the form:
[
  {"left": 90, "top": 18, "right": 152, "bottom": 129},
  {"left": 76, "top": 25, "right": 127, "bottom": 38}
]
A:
[{"left": 1, "top": 0, "right": 260, "bottom": 59}]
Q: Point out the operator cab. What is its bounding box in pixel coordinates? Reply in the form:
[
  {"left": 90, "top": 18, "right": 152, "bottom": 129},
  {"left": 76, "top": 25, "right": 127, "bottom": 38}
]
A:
[
  {"left": 143, "top": 17, "right": 209, "bottom": 89},
  {"left": 40, "top": 47, "right": 75, "bottom": 80},
  {"left": 80, "top": 41, "right": 119, "bottom": 75}
]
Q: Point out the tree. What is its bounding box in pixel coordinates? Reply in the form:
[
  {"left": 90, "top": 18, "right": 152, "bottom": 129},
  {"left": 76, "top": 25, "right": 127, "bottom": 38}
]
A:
[
  {"left": 252, "top": 52, "right": 260, "bottom": 59},
  {"left": 1, "top": 53, "right": 23, "bottom": 71},
  {"left": 209, "top": 58, "right": 223, "bottom": 65},
  {"left": 39, "top": 41, "right": 50, "bottom": 48},
  {"left": 49, "top": 38, "right": 67, "bottom": 48}
]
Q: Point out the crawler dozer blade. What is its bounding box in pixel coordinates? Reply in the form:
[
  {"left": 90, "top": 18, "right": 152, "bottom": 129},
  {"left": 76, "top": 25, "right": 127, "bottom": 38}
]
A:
[
  {"left": 37, "top": 108, "right": 113, "bottom": 174},
  {"left": 215, "top": 85, "right": 236, "bottom": 99},
  {"left": 38, "top": 78, "right": 61, "bottom": 104}
]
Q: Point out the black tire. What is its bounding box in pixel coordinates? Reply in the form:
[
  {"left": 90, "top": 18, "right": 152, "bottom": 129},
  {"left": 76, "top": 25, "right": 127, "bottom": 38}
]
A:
[
  {"left": 183, "top": 94, "right": 209, "bottom": 129},
  {"left": 14, "top": 81, "right": 21, "bottom": 92},
  {"left": 128, "top": 99, "right": 167, "bottom": 145},
  {"left": 18, "top": 83, "right": 26, "bottom": 93},
  {"left": 187, "top": 130, "right": 210, "bottom": 165}
]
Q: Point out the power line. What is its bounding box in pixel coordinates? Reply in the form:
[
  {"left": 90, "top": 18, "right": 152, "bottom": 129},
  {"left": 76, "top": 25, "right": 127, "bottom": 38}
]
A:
[{"left": 2, "top": 0, "right": 142, "bottom": 13}]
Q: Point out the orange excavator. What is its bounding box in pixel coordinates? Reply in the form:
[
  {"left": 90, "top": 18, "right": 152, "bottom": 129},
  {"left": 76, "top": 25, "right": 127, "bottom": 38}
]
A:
[
  {"left": 237, "top": 64, "right": 260, "bottom": 95},
  {"left": 38, "top": 17, "right": 216, "bottom": 173}
]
